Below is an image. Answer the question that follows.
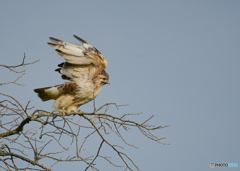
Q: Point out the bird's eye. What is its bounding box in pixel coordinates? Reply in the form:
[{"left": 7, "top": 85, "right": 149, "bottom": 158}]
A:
[{"left": 103, "top": 78, "right": 107, "bottom": 80}]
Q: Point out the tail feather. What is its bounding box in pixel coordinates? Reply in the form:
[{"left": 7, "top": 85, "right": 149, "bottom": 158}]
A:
[{"left": 34, "top": 85, "right": 62, "bottom": 101}]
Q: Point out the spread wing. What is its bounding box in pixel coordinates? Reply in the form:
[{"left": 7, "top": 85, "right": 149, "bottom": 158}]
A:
[{"left": 48, "top": 35, "right": 107, "bottom": 80}]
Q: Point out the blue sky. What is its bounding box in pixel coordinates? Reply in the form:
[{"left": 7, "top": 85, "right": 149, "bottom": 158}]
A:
[{"left": 1, "top": 1, "right": 240, "bottom": 170}]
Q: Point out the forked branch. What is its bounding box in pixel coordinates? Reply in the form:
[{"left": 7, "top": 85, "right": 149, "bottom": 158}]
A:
[{"left": 0, "top": 53, "right": 39, "bottom": 86}]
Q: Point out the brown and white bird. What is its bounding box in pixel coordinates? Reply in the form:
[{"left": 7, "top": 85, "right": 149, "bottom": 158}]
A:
[{"left": 34, "top": 35, "right": 110, "bottom": 113}]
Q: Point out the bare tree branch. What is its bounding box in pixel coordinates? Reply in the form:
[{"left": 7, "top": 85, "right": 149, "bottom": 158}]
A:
[
  {"left": 0, "top": 53, "right": 39, "bottom": 86},
  {"left": 0, "top": 57, "right": 169, "bottom": 170}
]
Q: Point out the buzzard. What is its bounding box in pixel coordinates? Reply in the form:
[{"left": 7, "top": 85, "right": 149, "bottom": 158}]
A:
[{"left": 34, "top": 35, "right": 110, "bottom": 113}]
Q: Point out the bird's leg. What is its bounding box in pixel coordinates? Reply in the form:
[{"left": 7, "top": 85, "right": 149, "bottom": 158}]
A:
[{"left": 59, "top": 107, "right": 66, "bottom": 116}]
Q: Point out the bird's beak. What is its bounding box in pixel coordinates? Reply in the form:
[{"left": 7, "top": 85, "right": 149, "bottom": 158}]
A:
[{"left": 105, "top": 80, "right": 110, "bottom": 85}]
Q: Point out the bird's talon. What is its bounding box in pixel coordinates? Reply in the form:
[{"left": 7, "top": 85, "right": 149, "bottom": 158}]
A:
[{"left": 59, "top": 107, "right": 66, "bottom": 116}]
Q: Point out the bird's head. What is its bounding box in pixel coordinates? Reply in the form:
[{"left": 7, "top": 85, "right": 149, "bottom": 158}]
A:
[
  {"left": 97, "top": 75, "right": 110, "bottom": 85},
  {"left": 96, "top": 70, "right": 110, "bottom": 86},
  {"left": 101, "top": 76, "right": 110, "bottom": 85}
]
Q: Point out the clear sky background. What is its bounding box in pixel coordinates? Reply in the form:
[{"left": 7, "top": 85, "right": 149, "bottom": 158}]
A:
[{"left": 1, "top": 1, "right": 240, "bottom": 171}]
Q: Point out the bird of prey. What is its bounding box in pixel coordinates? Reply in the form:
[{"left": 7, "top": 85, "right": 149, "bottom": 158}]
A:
[{"left": 34, "top": 35, "right": 110, "bottom": 113}]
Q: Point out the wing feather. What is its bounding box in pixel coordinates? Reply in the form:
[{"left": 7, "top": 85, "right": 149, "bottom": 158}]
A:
[
  {"left": 55, "top": 49, "right": 92, "bottom": 65},
  {"left": 48, "top": 37, "right": 93, "bottom": 65},
  {"left": 49, "top": 37, "right": 85, "bottom": 50},
  {"left": 47, "top": 42, "right": 86, "bottom": 59},
  {"left": 48, "top": 35, "right": 107, "bottom": 80},
  {"left": 73, "top": 35, "right": 93, "bottom": 49}
]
